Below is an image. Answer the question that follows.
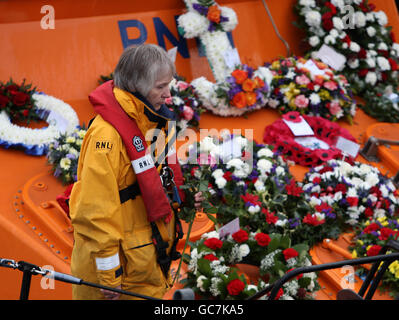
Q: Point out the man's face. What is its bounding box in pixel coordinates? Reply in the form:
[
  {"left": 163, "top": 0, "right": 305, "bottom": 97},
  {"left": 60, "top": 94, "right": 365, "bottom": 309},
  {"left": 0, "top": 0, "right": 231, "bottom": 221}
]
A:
[{"left": 146, "top": 71, "right": 173, "bottom": 110}]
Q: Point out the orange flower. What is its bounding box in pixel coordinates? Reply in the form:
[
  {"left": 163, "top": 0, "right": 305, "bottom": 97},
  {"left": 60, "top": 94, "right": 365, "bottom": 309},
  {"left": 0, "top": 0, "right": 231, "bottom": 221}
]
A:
[
  {"left": 254, "top": 76, "right": 265, "bottom": 88},
  {"left": 207, "top": 5, "right": 221, "bottom": 23},
  {"left": 231, "top": 69, "right": 248, "bottom": 84},
  {"left": 245, "top": 92, "right": 257, "bottom": 106},
  {"left": 242, "top": 78, "right": 256, "bottom": 92},
  {"left": 232, "top": 91, "right": 247, "bottom": 108}
]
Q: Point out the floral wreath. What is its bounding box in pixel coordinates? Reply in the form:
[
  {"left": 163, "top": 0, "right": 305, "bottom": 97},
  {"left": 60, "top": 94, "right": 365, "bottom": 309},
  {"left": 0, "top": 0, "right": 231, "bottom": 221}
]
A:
[
  {"left": 294, "top": 0, "right": 399, "bottom": 121},
  {"left": 0, "top": 79, "right": 79, "bottom": 155},
  {"left": 351, "top": 216, "right": 399, "bottom": 297},
  {"left": 183, "top": 229, "right": 319, "bottom": 300},
  {"left": 178, "top": 0, "right": 273, "bottom": 116},
  {"left": 301, "top": 159, "right": 399, "bottom": 229},
  {"left": 266, "top": 56, "right": 356, "bottom": 122},
  {"left": 263, "top": 111, "right": 357, "bottom": 167}
]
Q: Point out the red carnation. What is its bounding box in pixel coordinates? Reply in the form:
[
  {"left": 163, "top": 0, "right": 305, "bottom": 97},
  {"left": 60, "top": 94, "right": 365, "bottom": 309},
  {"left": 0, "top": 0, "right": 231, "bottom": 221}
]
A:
[
  {"left": 203, "top": 253, "right": 219, "bottom": 261},
  {"left": 367, "top": 245, "right": 382, "bottom": 257},
  {"left": 226, "top": 278, "right": 245, "bottom": 296},
  {"left": 303, "top": 213, "right": 325, "bottom": 226},
  {"left": 283, "top": 248, "right": 298, "bottom": 260},
  {"left": 364, "top": 222, "right": 380, "bottom": 234},
  {"left": 364, "top": 207, "right": 373, "bottom": 217},
  {"left": 379, "top": 227, "right": 395, "bottom": 241},
  {"left": 254, "top": 232, "right": 271, "bottom": 247},
  {"left": 334, "top": 183, "right": 347, "bottom": 194},
  {"left": 346, "top": 197, "right": 359, "bottom": 207},
  {"left": 232, "top": 229, "right": 249, "bottom": 243},
  {"left": 204, "top": 237, "right": 223, "bottom": 250},
  {"left": 223, "top": 171, "right": 233, "bottom": 181}
]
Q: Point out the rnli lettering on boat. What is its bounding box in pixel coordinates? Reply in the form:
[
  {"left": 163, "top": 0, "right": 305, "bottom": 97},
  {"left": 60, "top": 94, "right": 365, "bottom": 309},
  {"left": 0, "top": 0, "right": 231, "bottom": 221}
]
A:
[{"left": 117, "top": 17, "right": 235, "bottom": 59}]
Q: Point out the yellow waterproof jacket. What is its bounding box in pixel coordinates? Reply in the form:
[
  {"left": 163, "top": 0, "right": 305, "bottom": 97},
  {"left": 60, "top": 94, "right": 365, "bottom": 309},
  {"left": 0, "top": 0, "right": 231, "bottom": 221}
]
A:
[{"left": 69, "top": 86, "right": 178, "bottom": 300}]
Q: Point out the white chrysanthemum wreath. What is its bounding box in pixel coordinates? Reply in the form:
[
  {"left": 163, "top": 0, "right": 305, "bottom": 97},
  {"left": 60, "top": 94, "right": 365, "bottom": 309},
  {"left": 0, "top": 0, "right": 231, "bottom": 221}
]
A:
[
  {"left": 0, "top": 93, "right": 79, "bottom": 155},
  {"left": 178, "top": 0, "right": 273, "bottom": 117}
]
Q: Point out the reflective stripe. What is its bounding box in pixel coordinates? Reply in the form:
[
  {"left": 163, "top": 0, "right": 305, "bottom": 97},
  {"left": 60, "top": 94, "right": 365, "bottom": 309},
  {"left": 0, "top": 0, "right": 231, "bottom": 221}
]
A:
[
  {"left": 95, "top": 253, "right": 120, "bottom": 271},
  {"left": 131, "top": 154, "right": 155, "bottom": 174}
]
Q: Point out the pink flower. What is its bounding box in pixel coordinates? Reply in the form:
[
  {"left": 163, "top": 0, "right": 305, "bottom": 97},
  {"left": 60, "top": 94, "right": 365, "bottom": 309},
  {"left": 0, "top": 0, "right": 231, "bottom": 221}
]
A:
[
  {"left": 177, "top": 81, "right": 190, "bottom": 91},
  {"left": 323, "top": 80, "right": 338, "bottom": 91},
  {"left": 328, "top": 101, "right": 343, "bottom": 116},
  {"left": 182, "top": 105, "right": 194, "bottom": 121},
  {"left": 197, "top": 153, "right": 217, "bottom": 166},
  {"left": 165, "top": 97, "right": 173, "bottom": 105},
  {"left": 294, "top": 94, "right": 309, "bottom": 109},
  {"left": 295, "top": 74, "right": 311, "bottom": 86}
]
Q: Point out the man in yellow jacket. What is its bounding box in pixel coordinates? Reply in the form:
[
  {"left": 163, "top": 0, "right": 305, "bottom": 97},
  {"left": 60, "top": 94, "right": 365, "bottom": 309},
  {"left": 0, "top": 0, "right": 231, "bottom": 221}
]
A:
[{"left": 69, "top": 44, "right": 202, "bottom": 300}]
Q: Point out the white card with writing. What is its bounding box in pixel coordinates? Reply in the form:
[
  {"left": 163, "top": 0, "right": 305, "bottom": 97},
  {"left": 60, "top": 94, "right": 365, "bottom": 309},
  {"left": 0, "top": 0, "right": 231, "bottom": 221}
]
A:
[
  {"left": 335, "top": 136, "right": 360, "bottom": 158},
  {"left": 300, "top": 59, "right": 327, "bottom": 77},
  {"left": 283, "top": 117, "right": 314, "bottom": 137},
  {"left": 224, "top": 47, "right": 241, "bottom": 70},
  {"left": 314, "top": 44, "right": 347, "bottom": 71},
  {"left": 167, "top": 46, "right": 178, "bottom": 63},
  {"left": 294, "top": 136, "right": 330, "bottom": 150},
  {"left": 218, "top": 218, "right": 240, "bottom": 239},
  {"left": 47, "top": 110, "right": 69, "bottom": 134}
]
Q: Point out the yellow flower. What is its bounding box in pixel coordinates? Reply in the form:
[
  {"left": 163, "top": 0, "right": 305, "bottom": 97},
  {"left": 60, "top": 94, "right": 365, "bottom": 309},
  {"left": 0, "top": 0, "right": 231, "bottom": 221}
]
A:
[
  {"left": 351, "top": 250, "right": 357, "bottom": 258},
  {"left": 272, "top": 60, "right": 280, "bottom": 69},
  {"left": 389, "top": 261, "right": 399, "bottom": 279},
  {"left": 356, "top": 239, "right": 364, "bottom": 246},
  {"left": 60, "top": 158, "right": 71, "bottom": 170},
  {"left": 318, "top": 89, "right": 331, "bottom": 100},
  {"left": 66, "top": 136, "right": 76, "bottom": 144},
  {"left": 284, "top": 83, "right": 300, "bottom": 101}
]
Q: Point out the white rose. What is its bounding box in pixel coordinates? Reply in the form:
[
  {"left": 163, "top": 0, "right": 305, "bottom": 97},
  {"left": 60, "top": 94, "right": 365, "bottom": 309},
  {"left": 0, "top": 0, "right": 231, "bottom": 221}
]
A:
[{"left": 365, "top": 72, "right": 377, "bottom": 85}]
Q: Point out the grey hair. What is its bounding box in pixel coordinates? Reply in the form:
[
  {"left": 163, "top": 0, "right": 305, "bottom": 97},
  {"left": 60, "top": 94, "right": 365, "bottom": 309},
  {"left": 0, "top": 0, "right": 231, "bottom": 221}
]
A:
[{"left": 113, "top": 44, "right": 176, "bottom": 97}]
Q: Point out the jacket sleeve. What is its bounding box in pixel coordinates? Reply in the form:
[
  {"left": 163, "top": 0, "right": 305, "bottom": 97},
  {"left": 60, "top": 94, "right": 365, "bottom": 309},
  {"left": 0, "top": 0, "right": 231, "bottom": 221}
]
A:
[{"left": 70, "top": 124, "right": 123, "bottom": 289}]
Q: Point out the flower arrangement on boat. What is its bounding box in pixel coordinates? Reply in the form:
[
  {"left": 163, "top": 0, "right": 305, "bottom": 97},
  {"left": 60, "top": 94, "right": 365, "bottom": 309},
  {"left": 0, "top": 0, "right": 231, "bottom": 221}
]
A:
[
  {"left": 263, "top": 111, "right": 357, "bottom": 167},
  {"left": 266, "top": 56, "right": 356, "bottom": 123},
  {"left": 0, "top": 79, "right": 79, "bottom": 155}
]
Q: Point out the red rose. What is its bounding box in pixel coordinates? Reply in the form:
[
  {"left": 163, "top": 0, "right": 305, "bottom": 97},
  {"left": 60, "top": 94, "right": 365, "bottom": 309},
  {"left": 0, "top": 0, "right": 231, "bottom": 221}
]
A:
[
  {"left": 358, "top": 69, "right": 369, "bottom": 77},
  {"left": 0, "top": 94, "right": 9, "bottom": 108},
  {"left": 226, "top": 279, "right": 245, "bottom": 296},
  {"left": 5, "top": 84, "right": 19, "bottom": 92},
  {"left": 254, "top": 233, "right": 271, "bottom": 247},
  {"left": 283, "top": 248, "right": 298, "bottom": 260},
  {"left": 204, "top": 237, "right": 223, "bottom": 250},
  {"left": 232, "top": 229, "right": 249, "bottom": 243},
  {"left": 367, "top": 245, "right": 382, "bottom": 257},
  {"left": 12, "top": 91, "right": 30, "bottom": 106}
]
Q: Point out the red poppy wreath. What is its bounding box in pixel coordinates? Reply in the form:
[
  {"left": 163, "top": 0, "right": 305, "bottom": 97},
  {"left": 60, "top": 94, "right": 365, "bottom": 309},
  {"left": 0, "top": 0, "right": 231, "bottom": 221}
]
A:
[{"left": 263, "top": 111, "right": 357, "bottom": 167}]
